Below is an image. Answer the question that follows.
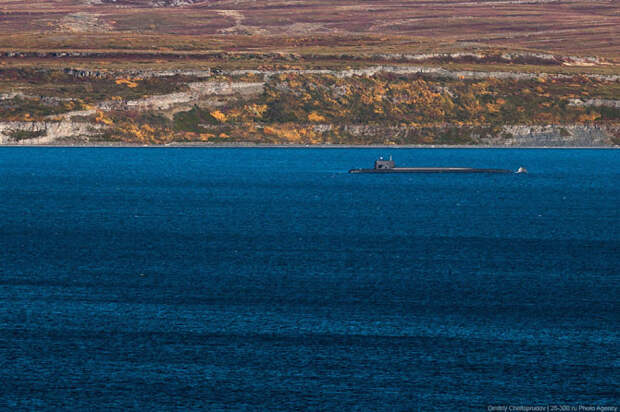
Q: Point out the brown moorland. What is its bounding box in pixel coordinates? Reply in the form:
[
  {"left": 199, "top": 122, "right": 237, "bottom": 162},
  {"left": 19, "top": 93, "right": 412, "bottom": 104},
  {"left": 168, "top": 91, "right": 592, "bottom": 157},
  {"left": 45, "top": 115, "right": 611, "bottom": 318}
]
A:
[{"left": 0, "top": 0, "right": 618, "bottom": 60}]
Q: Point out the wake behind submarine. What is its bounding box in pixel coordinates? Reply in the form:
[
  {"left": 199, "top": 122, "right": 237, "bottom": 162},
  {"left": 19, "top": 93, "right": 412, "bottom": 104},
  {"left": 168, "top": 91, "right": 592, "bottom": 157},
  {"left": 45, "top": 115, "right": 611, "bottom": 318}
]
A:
[{"left": 349, "top": 156, "right": 527, "bottom": 174}]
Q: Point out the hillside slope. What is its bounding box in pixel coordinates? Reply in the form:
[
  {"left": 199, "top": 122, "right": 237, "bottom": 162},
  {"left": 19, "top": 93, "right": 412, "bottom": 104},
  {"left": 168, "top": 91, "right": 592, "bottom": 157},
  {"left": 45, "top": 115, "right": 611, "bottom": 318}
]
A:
[{"left": 0, "top": 0, "right": 617, "bottom": 145}]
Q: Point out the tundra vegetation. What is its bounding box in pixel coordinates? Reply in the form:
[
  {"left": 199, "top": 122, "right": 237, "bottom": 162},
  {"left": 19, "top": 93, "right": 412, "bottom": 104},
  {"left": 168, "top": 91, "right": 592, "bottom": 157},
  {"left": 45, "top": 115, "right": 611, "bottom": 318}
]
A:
[
  {"left": 0, "top": 0, "right": 618, "bottom": 145},
  {"left": 107, "top": 73, "right": 620, "bottom": 144}
]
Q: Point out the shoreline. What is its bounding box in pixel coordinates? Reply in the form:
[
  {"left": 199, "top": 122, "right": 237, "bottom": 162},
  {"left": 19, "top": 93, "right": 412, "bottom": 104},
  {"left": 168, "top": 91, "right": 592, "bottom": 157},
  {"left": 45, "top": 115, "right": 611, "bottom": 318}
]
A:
[{"left": 1, "top": 142, "right": 618, "bottom": 149}]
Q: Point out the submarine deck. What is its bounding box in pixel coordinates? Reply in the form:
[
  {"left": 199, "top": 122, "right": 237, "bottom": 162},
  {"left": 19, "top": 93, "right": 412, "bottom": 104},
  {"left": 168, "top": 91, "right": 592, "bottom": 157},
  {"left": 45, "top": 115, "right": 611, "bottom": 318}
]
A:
[{"left": 349, "top": 167, "right": 514, "bottom": 174}]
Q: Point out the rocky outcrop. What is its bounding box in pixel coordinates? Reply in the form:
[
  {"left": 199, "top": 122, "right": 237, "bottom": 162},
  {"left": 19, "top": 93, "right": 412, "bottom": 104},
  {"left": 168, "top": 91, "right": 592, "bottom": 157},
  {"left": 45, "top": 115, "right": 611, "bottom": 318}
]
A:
[
  {"left": 98, "top": 81, "right": 264, "bottom": 111},
  {"left": 228, "top": 67, "right": 620, "bottom": 82},
  {"left": 1, "top": 92, "right": 75, "bottom": 104},
  {"left": 63, "top": 68, "right": 110, "bottom": 79},
  {"left": 0, "top": 121, "right": 105, "bottom": 144},
  {"left": 568, "top": 99, "right": 620, "bottom": 109},
  {"left": 48, "top": 65, "right": 620, "bottom": 83},
  {"left": 482, "top": 125, "right": 618, "bottom": 147},
  {"left": 334, "top": 66, "right": 620, "bottom": 82},
  {"left": 323, "top": 124, "right": 618, "bottom": 147},
  {"left": 367, "top": 51, "right": 607, "bottom": 66},
  {"left": 2, "top": 49, "right": 613, "bottom": 68},
  {"left": 1, "top": 120, "right": 616, "bottom": 146}
]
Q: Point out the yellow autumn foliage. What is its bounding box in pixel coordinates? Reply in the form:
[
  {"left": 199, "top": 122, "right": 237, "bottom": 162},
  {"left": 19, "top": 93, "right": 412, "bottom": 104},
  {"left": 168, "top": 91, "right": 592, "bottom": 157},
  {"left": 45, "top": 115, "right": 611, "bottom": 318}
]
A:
[
  {"left": 245, "top": 104, "right": 268, "bottom": 118},
  {"left": 226, "top": 108, "right": 243, "bottom": 120},
  {"left": 95, "top": 111, "right": 114, "bottom": 126},
  {"left": 263, "top": 126, "right": 277, "bottom": 136},
  {"left": 115, "top": 78, "right": 140, "bottom": 88},
  {"left": 141, "top": 124, "right": 155, "bottom": 133},
  {"left": 308, "top": 112, "right": 326, "bottom": 122},
  {"left": 578, "top": 112, "right": 600, "bottom": 122},
  {"left": 210, "top": 110, "right": 227, "bottom": 122},
  {"left": 486, "top": 103, "right": 501, "bottom": 113},
  {"left": 110, "top": 119, "right": 175, "bottom": 144}
]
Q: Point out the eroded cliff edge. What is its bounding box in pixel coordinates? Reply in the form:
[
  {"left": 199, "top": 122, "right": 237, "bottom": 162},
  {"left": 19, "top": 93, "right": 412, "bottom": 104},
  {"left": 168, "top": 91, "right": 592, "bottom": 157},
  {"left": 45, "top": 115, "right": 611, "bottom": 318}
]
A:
[{"left": 1, "top": 65, "right": 618, "bottom": 146}]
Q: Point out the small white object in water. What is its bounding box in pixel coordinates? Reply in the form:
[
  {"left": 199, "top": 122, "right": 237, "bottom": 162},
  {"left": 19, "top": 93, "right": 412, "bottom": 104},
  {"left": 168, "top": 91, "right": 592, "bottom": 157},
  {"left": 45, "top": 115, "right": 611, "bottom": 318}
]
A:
[{"left": 516, "top": 167, "right": 528, "bottom": 174}]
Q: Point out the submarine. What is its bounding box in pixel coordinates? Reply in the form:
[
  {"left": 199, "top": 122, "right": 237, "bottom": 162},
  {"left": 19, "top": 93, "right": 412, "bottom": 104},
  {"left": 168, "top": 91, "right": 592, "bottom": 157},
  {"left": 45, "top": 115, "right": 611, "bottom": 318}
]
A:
[{"left": 349, "top": 156, "right": 527, "bottom": 174}]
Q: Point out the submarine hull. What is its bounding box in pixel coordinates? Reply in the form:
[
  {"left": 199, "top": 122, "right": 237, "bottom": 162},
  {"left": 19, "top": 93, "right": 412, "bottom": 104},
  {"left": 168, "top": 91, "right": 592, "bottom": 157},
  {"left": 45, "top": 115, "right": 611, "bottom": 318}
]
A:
[{"left": 349, "top": 167, "right": 514, "bottom": 174}]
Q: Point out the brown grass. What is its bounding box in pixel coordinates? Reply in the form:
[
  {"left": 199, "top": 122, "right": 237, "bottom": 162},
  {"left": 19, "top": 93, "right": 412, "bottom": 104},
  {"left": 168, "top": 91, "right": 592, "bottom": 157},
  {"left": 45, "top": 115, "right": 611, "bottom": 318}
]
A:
[{"left": 0, "top": 0, "right": 617, "bottom": 62}]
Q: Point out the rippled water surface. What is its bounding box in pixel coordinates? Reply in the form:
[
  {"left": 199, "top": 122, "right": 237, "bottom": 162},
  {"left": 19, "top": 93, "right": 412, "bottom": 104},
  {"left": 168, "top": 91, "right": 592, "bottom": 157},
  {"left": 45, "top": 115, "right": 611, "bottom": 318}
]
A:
[{"left": 0, "top": 148, "right": 618, "bottom": 410}]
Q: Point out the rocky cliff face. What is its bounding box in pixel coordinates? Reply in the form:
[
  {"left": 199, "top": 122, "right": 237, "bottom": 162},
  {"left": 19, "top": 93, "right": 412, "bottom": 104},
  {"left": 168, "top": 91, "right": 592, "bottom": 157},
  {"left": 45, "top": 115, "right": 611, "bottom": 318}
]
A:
[
  {"left": 481, "top": 125, "right": 618, "bottom": 147},
  {"left": 2, "top": 120, "right": 615, "bottom": 146},
  {"left": 0, "top": 121, "right": 105, "bottom": 144},
  {"left": 1, "top": 66, "right": 617, "bottom": 146},
  {"left": 334, "top": 124, "right": 618, "bottom": 147},
  {"left": 2, "top": 51, "right": 612, "bottom": 68},
  {"left": 107, "top": 82, "right": 264, "bottom": 111}
]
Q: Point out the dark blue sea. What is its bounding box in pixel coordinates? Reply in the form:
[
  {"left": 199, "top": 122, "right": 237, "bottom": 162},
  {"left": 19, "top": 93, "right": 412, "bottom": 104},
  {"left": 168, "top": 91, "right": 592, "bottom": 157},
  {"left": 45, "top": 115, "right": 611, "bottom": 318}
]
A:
[{"left": 0, "top": 148, "right": 618, "bottom": 410}]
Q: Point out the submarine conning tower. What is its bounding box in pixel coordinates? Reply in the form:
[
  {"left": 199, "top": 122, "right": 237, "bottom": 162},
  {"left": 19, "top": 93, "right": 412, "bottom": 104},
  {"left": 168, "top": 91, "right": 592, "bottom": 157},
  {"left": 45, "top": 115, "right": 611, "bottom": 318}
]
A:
[{"left": 374, "top": 156, "right": 395, "bottom": 170}]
